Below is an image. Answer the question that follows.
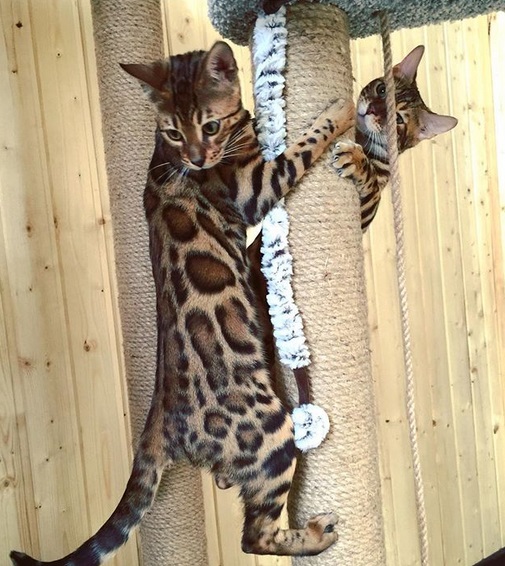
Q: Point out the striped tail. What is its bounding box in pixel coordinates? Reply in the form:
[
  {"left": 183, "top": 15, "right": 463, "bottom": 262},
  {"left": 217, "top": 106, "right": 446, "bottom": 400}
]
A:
[{"left": 10, "top": 418, "right": 168, "bottom": 566}]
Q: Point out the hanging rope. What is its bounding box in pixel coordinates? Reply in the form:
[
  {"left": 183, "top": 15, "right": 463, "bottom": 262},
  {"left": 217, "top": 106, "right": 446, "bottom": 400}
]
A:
[{"left": 378, "top": 11, "right": 430, "bottom": 566}]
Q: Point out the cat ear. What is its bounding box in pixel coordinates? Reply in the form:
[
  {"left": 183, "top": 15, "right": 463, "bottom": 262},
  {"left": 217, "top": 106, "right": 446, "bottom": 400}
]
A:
[
  {"left": 394, "top": 45, "right": 425, "bottom": 82},
  {"left": 203, "top": 41, "right": 238, "bottom": 83},
  {"left": 120, "top": 61, "right": 169, "bottom": 92},
  {"left": 418, "top": 109, "right": 458, "bottom": 140}
]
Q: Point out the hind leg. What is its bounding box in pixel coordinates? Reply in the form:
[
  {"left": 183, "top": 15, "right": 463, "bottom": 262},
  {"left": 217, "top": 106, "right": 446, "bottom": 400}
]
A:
[{"left": 238, "top": 413, "right": 338, "bottom": 556}]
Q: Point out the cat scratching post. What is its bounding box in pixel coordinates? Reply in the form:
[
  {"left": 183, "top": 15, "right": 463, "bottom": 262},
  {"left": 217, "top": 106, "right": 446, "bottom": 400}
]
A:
[{"left": 91, "top": 1, "right": 208, "bottom": 564}]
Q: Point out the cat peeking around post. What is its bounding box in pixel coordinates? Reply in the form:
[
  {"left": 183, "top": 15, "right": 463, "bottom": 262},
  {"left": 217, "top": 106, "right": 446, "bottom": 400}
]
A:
[
  {"left": 332, "top": 45, "right": 457, "bottom": 230},
  {"left": 10, "top": 41, "right": 354, "bottom": 565}
]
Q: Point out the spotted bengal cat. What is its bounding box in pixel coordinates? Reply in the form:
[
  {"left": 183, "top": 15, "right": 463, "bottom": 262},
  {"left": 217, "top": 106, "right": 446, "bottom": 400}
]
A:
[
  {"left": 10, "top": 41, "right": 354, "bottom": 565},
  {"left": 332, "top": 45, "right": 457, "bottom": 230}
]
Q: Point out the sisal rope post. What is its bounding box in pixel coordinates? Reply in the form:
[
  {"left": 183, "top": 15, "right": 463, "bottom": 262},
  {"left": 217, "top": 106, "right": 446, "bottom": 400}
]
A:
[
  {"left": 90, "top": 1, "right": 208, "bottom": 563},
  {"left": 276, "top": 4, "right": 386, "bottom": 564},
  {"left": 378, "top": 12, "right": 430, "bottom": 565}
]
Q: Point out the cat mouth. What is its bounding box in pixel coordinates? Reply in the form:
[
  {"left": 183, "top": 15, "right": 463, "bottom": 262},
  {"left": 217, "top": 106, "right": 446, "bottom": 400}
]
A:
[{"left": 184, "top": 160, "right": 218, "bottom": 171}]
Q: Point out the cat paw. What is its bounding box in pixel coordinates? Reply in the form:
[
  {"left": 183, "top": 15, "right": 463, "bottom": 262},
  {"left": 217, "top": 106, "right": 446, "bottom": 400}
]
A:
[
  {"left": 305, "top": 512, "right": 339, "bottom": 548},
  {"left": 331, "top": 139, "right": 365, "bottom": 178}
]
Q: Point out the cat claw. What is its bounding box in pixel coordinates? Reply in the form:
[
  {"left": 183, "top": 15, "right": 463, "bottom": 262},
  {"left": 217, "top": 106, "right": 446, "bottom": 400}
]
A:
[{"left": 331, "top": 139, "right": 364, "bottom": 177}]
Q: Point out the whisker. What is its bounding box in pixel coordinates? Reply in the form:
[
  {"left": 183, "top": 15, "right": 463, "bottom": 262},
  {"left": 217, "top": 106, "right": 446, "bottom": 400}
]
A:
[
  {"left": 225, "top": 140, "right": 248, "bottom": 154},
  {"left": 160, "top": 165, "right": 183, "bottom": 188},
  {"left": 362, "top": 136, "right": 374, "bottom": 152},
  {"left": 222, "top": 147, "right": 251, "bottom": 158},
  {"left": 226, "top": 126, "right": 250, "bottom": 148},
  {"left": 221, "top": 155, "right": 240, "bottom": 162},
  {"left": 224, "top": 141, "right": 252, "bottom": 151},
  {"left": 148, "top": 161, "right": 172, "bottom": 174}
]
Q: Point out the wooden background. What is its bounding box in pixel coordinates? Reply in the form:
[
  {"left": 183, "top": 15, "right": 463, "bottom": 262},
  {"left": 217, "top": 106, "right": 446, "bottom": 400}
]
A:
[{"left": 1, "top": 1, "right": 504, "bottom": 565}]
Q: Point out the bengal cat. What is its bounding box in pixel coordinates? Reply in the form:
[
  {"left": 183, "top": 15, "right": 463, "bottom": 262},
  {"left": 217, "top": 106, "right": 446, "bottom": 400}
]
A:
[
  {"left": 332, "top": 45, "right": 457, "bottom": 230},
  {"left": 10, "top": 41, "right": 354, "bottom": 565}
]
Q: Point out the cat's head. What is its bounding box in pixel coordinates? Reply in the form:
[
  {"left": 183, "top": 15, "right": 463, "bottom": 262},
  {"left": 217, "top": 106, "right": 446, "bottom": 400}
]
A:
[
  {"left": 121, "top": 41, "right": 246, "bottom": 170},
  {"left": 356, "top": 45, "right": 457, "bottom": 151}
]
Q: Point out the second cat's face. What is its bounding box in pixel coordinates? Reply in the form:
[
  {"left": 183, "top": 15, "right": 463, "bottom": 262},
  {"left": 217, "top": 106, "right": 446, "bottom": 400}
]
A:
[
  {"left": 356, "top": 75, "right": 425, "bottom": 151},
  {"left": 356, "top": 77, "right": 388, "bottom": 136},
  {"left": 355, "top": 45, "right": 457, "bottom": 152}
]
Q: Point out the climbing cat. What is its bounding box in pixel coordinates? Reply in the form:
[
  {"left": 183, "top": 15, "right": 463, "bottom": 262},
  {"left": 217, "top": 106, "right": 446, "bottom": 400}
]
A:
[
  {"left": 10, "top": 41, "right": 354, "bottom": 565},
  {"left": 332, "top": 45, "right": 457, "bottom": 230}
]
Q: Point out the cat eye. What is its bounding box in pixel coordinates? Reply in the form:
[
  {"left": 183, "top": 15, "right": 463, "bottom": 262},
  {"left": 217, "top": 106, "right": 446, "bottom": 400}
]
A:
[
  {"left": 376, "top": 82, "right": 386, "bottom": 98},
  {"left": 396, "top": 113, "right": 405, "bottom": 125},
  {"left": 202, "top": 120, "right": 220, "bottom": 136},
  {"left": 164, "top": 129, "right": 183, "bottom": 141}
]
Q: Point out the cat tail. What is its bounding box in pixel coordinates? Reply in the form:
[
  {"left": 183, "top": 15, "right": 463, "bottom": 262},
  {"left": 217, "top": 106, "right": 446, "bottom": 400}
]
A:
[{"left": 10, "top": 403, "right": 170, "bottom": 566}]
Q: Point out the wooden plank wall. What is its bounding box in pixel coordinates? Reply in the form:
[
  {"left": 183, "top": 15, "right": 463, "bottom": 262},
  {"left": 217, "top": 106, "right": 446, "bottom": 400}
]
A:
[
  {"left": 355, "top": 16, "right": 505, "bottom": 565},
  {"left": 0, "top": 1, "right": 503, "bottom": 565},
  {"left": 0, "top": 0, "right": 138, "bottom": 564}
]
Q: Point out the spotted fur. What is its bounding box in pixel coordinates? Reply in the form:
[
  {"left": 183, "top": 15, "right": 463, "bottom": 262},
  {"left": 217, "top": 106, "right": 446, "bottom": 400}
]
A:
[
  {"left": 10, "top": 42, "right": 354, "bottom": 566},
  {"left": 332, "top": 45, "right": 457, "bottom": 231}
]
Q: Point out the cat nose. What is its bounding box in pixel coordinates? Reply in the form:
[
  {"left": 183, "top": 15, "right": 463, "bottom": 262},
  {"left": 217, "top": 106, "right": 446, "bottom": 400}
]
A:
[
  {"left": 366, "top": 103, "right": 378, "bottom": 115},
  {"left": 190, "top": 155, "right": 205, "bottom": 168},
  {"left": 366, "top": 101, "right": 385, "bottom": 116}
]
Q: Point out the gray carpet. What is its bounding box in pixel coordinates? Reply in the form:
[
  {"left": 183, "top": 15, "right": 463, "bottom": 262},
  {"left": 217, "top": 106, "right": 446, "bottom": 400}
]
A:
[{"left": 209, "top": 0, "right": 505, "bottom": 44}]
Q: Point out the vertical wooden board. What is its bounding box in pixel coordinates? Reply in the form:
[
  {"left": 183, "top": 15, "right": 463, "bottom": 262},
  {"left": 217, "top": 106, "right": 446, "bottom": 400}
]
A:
[
  {"left": 163, "top": 0, "right": 210, "bottom": 53},
  {"left": 457, "top": 16, "right": 504, "bottom": 558},
  {"left": 0, "top": 212, "right": 35, "bottom": 557},
  {"left": 415, "top": 23, "right": 473, "bottom": 566},
  {"left": 0, "top": 6, "right": 30, "bottom": 557},
  {"left": 481, "top": 15, "right": 505, "bottom": 551},
  {"left": 488, "top": 11, "right": 505, "bottom": 544},
  {"left": 406, "top": 23, "right": 474, "bottom": 566},
  {"left": 255, "top": 549, "right": 291, "bottom": 566},
  {"left": 0, "top": 0, "right": 139, "bottom": 563},
  {"left": 444, "top": 16, "right": 502, "bottom": 562},
  {"left": 26, "top": 2, "right": 138, "bottom": 564},
  {"left": 232, "top": 46, "right": 254, "bottom": 114},
  {"left": 0, "top": 0, "right": 90, "bottom": 559}
]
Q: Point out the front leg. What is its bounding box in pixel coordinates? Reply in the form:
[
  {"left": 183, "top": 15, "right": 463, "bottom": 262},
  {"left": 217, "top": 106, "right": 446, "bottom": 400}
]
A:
[
  {"left": 235, "top": 98, "right": 355, "bottom": 226},
  {"left": 332, "top": 140, "right": 390, "bottom": 231}
]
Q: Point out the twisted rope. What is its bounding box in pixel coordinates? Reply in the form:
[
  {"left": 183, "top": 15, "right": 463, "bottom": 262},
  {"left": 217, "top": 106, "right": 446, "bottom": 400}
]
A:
[{"left": 378, "top": 11, "right": 430, "bottom": 566}]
